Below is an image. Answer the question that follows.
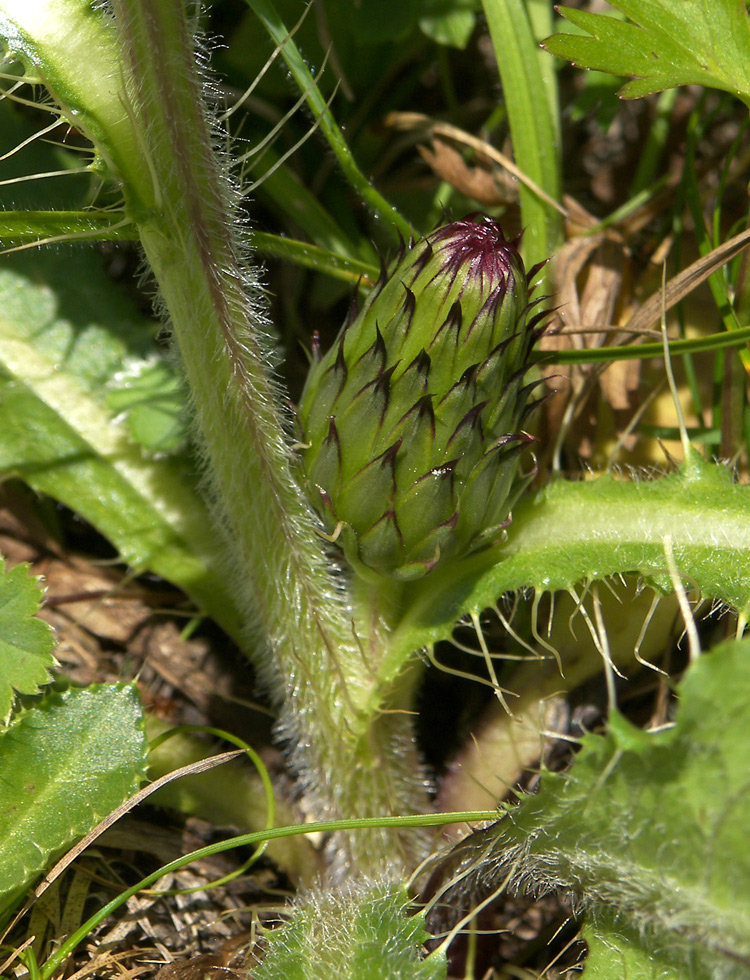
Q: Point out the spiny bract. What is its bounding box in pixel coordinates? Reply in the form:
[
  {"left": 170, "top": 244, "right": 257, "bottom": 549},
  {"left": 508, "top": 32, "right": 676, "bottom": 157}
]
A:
[{"left": 296, "top": 215, "right": 546, "bottom": 581}]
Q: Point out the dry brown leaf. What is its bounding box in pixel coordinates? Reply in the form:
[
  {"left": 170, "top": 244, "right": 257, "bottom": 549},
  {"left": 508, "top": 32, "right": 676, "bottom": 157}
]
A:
[
  {"left": 562, "top": 195, "right": 599, "bottom": 238},
  {"left": 131, "top": 620, "right": 229, "bottom": 715},
  {"left": 599, "top": 356, "right": 641, "bottom": 414},
  {"left": 543, "top": 231, "right": 636, "bottom": 456},
  {"left": 154, "top": 930, "right": 259, "bottom": 980},
  {"left": 579, "top": 237, "right": 637, "bottom": 412},
  {"left": 417, "top": 139, "right": 505, "bottom": 206},
  {"left": 35, "top": 553, "right": 153, "bottom": 643},
  {"left": 383, "top": 110, "right": 567, "bottom": 216},
  {"left": 154, "top": 954, "right": 237, "bottom": 980},
  {"left": 626, "top": 226, "right": 750, "bottom": 334}
]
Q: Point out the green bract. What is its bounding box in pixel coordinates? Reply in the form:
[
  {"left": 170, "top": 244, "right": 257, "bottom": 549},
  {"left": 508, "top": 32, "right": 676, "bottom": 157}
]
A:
[{"left": 297, "top": 216, "right": 544, "bottom": 581}]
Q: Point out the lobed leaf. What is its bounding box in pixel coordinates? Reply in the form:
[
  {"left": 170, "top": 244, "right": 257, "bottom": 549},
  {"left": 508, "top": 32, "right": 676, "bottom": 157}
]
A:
[
  {"left": 453, "top": 637, "right": 750, "bottom": 978},
  {"left": 0, "top": 683, "right": 147, "bottom": 915},
  {"left": 0, "top": 248, "right": 244, "bottom": 643},
  {"left": 544, "top": 0, "right": 750, "bottom": 103},
  {"left": 253, "top": 880, "right": 446, "bottom": 980},
  {"left": 386, "top": 454, "right": 750, "bottom": 681},
  {"left": 0, "top": 93, "right": 244, "bottom": 642},
  {"left": 0, "top": 556, "right": 56, "bottom": 724}
]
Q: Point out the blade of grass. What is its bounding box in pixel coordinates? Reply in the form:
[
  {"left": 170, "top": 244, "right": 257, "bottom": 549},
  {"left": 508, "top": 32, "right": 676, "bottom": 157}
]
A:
[
  {"left": 244, "top": 0, "right": 415, "bottom": 241},
  {"left": 678, "top": 123, "right": 750, "bottom": 369},
  {"left": 525, "top": 0, "right": 560, "bottom": 145},
  {"left": 534, "top": 323, "right": 750, "bottom": 365},
  {"left": 670, "top": 173, "right": 707, "bottom": 432},
  {"left": 0, "top": 210, "right": 137, "bottom": 246},
  {"left": 251, "top": 230, "right": 378, "bottom": 286},
  {"left": 709, "top": 118, "right": 750, "bottom": 458},
  {"left": 732, "top": 210, "right": 750, "bottom": 463},
  {"left": 589, "top": 174, "right": 672, "bottom": 235},
  {"left": 39, "top": 809, "right": 500, "bottom": 980},
  {"left": 481, "top": 0, "right": 563, "bottom": 268}
]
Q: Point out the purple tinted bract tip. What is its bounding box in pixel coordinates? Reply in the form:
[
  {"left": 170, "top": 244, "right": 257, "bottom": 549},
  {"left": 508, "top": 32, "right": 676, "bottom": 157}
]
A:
[{"left": 428, "top": 215, "right": 518, "bottom": 294}]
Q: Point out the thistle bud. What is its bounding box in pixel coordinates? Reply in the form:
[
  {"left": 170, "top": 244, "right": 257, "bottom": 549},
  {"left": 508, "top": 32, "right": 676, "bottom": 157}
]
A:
[{"left": 296, "top": 215, "right": 544, "bottom": 581}]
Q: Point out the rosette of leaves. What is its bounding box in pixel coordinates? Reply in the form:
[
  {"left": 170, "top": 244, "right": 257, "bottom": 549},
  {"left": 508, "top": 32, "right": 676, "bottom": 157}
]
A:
[{"left": 297, "top": 215, "right": 546, "bottom": 581}]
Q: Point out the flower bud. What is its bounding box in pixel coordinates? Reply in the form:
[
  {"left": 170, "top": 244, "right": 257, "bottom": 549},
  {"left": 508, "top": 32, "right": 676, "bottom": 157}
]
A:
[{"left": 296, "top": 215, "right": 545, "bottom": 581}]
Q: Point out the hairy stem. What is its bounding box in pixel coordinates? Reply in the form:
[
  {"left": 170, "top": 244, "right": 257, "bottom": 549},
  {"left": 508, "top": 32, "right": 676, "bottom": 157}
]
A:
[
  {"left": 109, "top": 0, "right": 431, "bottom": 872},
  {"left": 0, "top": 0, "right": 431, "bottom": 872}
]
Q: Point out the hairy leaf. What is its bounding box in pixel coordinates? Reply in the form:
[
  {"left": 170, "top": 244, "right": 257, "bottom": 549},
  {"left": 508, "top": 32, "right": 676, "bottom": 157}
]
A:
[
  {"left": 391, "top": 455, "right": 750, "bottom": 670},
  {"left": 0, "top": 86, "right": 243, "bottom": 642},
  {"left": 253, "top": 880, "right": 445, "bottom": 980},
  {"left": 0, "top": 683, "right": 147, "bottom": 914},
  {"left": 0, "top": 556, "right": 56, "bottom": 724},
  {"left": 448, "top": 638, "right": 750, "bottom": 979},
  {"left": 0, "top": 250, "right": 244, "bottom": 642},
  {"left": 583, "top": 914, "right": 684, "bottom": 979},
  {"left": 544, "top": 0, "right": 750, "bottom": 103},
  {"left": 106, "top": 357, "right": 189, "bottom": 455}
]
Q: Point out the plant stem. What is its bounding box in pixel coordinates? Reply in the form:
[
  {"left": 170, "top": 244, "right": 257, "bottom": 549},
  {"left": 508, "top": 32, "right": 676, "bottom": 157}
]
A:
[
  {"left": 245, "top": 0, "right": 415, "bottom": 242},
  {"left": 106, "top": 0, "right": 429, "bottom": 872},
  {"left": 0, "top": 0, "right": 432, "bottom": 874}
]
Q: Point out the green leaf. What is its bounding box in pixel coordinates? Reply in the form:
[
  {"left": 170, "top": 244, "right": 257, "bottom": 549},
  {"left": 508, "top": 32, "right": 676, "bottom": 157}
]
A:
[
  {"left": 0, "top": 247, "right": 244, "bottom": 643},
  {"left": 544, "top": 0, "right": 750, "bottom": 104},
  {"left": 455, "top": 638, "right": 750, "bottom": 979},
  {"left": 419, "top": 0, "right": 477, "bottom": 49},
  {"left": 0, "top": 211, "right": 137, "bottom": 247},
  {"left": 392, "top": 455, "right": 750, "bottom": 665},
  {"left": 481, "top": 0, "right": 562, "bottom": 268},
  {"left": 253, "top": 881, "right": 446, "bottom": 980},
  {"left": 0, "top": 556, "right": 56, "bottom": 724},
  {"left": 106, "top": 357, "right": 189, "bottom": 455},
  {"left": 0, "top": 81, "right": 243, "bottom": 640},
  {"left": 0, "top": 683, "right": 147, "bottom": 914},
  {"left": 583, "top": 914, "right": 684, "bottom": 980}
]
